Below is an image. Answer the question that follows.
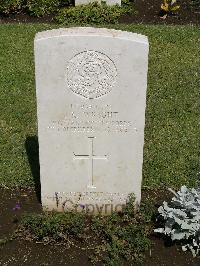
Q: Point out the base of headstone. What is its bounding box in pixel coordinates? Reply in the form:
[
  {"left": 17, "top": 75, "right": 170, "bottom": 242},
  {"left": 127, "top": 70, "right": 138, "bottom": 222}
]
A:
[
  {"left": 75, "top": 0, "right": 121, "bottom": 6},
  {"left": 42, "top": 192, "right": 138, "bottom": 215}
]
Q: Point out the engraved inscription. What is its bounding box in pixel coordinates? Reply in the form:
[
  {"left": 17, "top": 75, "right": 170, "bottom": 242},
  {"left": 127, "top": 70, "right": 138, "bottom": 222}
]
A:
[
  {"left": 48, "top": 104, "right": 135, "bottom": 133},
  {"left": 66, "top": 51, "right": 117, "bottom": 99}
]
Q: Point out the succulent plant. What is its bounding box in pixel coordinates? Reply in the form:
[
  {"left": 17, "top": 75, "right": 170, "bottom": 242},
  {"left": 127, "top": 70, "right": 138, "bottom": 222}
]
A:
[{"left": 155, "top": 186, "right": 200, "bottom": 257}]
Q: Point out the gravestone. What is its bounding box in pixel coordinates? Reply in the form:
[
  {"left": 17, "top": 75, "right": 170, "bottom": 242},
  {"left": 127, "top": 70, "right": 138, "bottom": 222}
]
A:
[
  {"left": 75, "top": 0, "right": 121, "bottom": 6},
  {"left": 35, "top": 27, "right": 149, "bottom": 215}
]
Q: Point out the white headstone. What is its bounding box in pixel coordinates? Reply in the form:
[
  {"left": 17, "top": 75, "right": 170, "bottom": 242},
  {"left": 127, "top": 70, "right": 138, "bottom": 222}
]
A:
[
  {"left": 35, "top": 27, "right": 149, "bottom": 215},
  {"left": 75, "top": 0, "right": 121, "bottom": 6}
]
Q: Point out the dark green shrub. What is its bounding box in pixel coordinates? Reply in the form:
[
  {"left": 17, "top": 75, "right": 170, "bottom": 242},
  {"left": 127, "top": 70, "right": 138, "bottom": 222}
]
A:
[
  {"left": 55, "top": 1, "right": 134, "bottom": 25},
  {"left": 91, "top": 195, "right": 152, "bottom": 265},
  {"left": 19, "top": 212, "right": 86, "bottom": 240},
  {"left": 26, "top": 0, "right": 71, "bottom": 17},
  {"left": 0, "top": 0, "right": 24, "bottom": 14}
]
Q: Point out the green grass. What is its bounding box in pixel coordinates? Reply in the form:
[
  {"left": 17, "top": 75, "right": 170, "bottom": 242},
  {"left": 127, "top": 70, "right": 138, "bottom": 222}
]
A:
[{"left": 0, "top": 24, "right": 199, "bottom": 188}]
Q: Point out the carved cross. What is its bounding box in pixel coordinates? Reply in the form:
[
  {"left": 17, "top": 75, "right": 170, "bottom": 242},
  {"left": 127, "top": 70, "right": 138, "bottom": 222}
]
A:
[{"left": 73, "top": 137, "right": 108, "bottom": 189}]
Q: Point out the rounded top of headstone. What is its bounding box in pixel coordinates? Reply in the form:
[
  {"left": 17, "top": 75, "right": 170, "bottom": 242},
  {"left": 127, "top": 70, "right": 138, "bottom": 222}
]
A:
[{"left": 35, "top": 27, "right": 148, "bottom": 45}]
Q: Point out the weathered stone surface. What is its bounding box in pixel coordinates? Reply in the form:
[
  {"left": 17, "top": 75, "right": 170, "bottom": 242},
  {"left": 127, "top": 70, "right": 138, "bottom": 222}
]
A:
[{"left": 35, "top": 27, "right": 149, "bottom": 215}]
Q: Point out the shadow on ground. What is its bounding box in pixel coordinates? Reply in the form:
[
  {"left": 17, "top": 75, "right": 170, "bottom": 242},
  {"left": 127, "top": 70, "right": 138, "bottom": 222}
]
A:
[{"left": 25, "top": 136, "right": 41, "bottom": 203}]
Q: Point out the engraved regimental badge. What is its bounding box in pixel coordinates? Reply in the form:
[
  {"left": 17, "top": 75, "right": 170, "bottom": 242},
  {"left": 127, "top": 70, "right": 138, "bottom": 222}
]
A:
[{"left": 66, "top": 51, "right": 117, "bottom": 99}]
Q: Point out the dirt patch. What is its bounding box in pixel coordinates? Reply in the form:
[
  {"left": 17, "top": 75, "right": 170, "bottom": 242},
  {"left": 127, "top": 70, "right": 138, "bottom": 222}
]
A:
[
  {"left": 0, "top": 188, "right": 91, "bottom": 266},
  {"left": 121, "top": 0, "right": 200, "bottom": 25},
  {"left": 0, "top": 188, "right": 41, "bottom": 239},
  {"left": 1, "top": 187, "right": 200, "bottom": 265}
]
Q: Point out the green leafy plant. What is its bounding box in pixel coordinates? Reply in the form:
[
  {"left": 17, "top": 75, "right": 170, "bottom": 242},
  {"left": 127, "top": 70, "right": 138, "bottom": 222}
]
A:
[
  {"left": 55, "top": 1, "right": 134, "bottom": 25},
  {"left": 0, "top": 0, "right": 24, "bottom": 14},
  {"left": 26, "top": 0, "right": 71, "bottom": 17},
  {"left": 91, "top": 194, "right": 153, "bottom": 264},
  {"left": 17, "top": 212, "right": 86, "bottom": 241},
  {"left": 155, "top": 186, "right": 200, "bottom": 257}
]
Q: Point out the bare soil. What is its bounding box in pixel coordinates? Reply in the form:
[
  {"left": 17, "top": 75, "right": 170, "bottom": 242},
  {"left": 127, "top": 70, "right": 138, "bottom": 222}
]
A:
[{"left": 121, "top": 0, "right": 200, "bottom": 25}]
